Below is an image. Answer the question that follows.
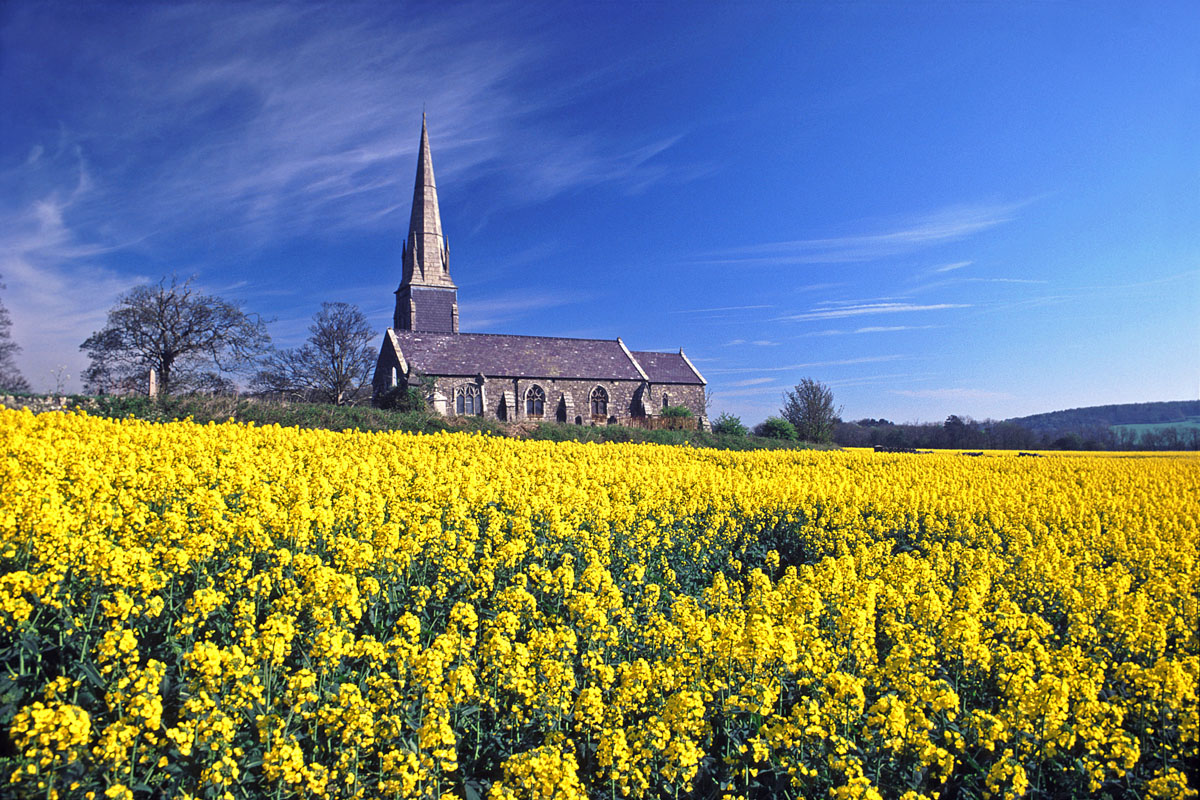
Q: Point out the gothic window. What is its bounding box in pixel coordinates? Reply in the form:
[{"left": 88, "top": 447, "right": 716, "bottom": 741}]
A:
[
  {"left": 525, "top": 385, "right": 545, "bottom": 418},
  {"left": 590, "top": 386, "right": 608, "bottom": 418},
  {"left": 454, "top": 385, "right": 481, "bottom": 416},
  {"left": 662, "top": 393, "right": 670, "bottom": 409}
]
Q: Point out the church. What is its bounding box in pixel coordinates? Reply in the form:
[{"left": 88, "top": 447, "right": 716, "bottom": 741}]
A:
[{"left": 371, "top": 117, "right": 708, "bottom": 429}]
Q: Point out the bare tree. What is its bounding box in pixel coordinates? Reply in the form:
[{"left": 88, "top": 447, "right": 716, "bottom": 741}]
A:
[
  {"left": 253, "top": 302, "right": 376, "bottom": 405},
  {"left": 81, "top": 275, "right": 270, "bottom": 396},
  {"left": 0, "top": 276, "right": 31, "bottom": 393},
  {"left": 50, "top": 365, "right": 71, "bottom": 396},
  {"left": 781, "top": 377, "right": 842, "bottom": 443}
]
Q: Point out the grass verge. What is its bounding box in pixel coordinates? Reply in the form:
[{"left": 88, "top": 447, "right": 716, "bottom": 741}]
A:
[{"left": 73, "top": 394, "right": 826, "bottom": 450}]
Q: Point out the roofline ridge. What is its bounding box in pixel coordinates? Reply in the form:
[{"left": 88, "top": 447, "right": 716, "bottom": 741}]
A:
[
  {"left": 385, "top": 327, "right": 408, "bottom": 376},
  {"left": 678, "top": 349, "right": 707, "bottom": 385},
  {"left": 393, "top": 329, "right": 630, "bottom": 345},
  {"left": 617, "top": 337, "right": 650, "bottom": 382}
]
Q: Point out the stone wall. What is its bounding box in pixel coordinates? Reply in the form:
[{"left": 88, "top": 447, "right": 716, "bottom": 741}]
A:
[
  {"left": 433, "top": 376, "right": 646, "bottom": 425},
  {"left": 422, "top": 376, "right": 708, "bottom": 428},
  {"left": 372, "top": 345, "right": 405, "bottom": 400},
  {"left": 644, "top": 383, "right": 707, "bottom": 419}
]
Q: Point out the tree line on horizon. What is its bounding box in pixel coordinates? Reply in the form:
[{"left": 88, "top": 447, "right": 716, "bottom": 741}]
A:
[
  {"left": 1, "top": 275, "right": 1196, "bottom": 451},
  {"left": 832, "top": 415, "right": 1200, "bottom": 451},
  {"left": 715, "top": 398, "right": 1200, "bottom": 452}
]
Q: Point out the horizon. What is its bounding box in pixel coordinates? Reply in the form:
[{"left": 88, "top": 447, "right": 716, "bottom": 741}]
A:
[{"left": 2, "top": 1, "right": 1197, "bottom": 425}]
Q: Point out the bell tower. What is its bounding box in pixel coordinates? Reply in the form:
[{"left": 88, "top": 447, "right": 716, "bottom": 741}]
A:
[{"left": 394, "top": 114, "right": 459, "bottom": 333}]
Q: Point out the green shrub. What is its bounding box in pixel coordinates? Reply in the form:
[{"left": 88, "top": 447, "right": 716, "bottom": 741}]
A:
[
  {"left": 93, "top": 394, "right": 158, "bottom": 420},
  {"left": 661, "top": 405, "right": 693, "bottom": 418},
  {"left": 73, "top": 394, "right": 832, "bottom": 451},
  {"left": 376, "top": 385, "right": 426, "bottom": 412},
  {"left": 711, "top": 412, "right": 748, "bottom": 436},
  {"left": 756, "top": 416, "right": 797, "bottom": 440}
]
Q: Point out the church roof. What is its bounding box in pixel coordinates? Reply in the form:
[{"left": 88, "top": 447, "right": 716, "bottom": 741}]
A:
[
  {"left": 390, "top": 330, "right": 647, "bottom": 381},
  {"left": 630, "top": 351, "right": 706, "bottom": 385}
]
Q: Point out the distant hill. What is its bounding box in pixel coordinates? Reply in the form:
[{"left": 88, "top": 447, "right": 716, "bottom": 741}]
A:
[{"left": 1007, "top": 400, "right": 1200, "bottom": 433}]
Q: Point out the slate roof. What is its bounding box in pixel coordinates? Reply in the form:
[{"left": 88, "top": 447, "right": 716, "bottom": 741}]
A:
[
  {"left": 630, "top": 351, "right": 706, "bottom": 385},
  {"left": 391, "top": 330, "right": 646, "bottom": 380}
]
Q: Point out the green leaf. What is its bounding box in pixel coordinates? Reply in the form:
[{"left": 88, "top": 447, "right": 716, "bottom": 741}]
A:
[{"left": 78, "top": 660, "right": 105, "bottom": 689}]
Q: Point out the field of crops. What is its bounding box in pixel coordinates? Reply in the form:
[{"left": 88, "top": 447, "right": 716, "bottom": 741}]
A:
[
  {"left": 1, "top": 409, "right": 1196, "bottom": 800},
  {"left": 1113, "top": 417, "right": 1200, "bottom": 435}
]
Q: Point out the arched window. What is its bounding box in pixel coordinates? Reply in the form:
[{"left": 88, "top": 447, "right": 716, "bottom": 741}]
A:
[
  {"left": 590, "top": 386, "right": 608, "bottom": 418},
  {"left": 525, "top": 385, "right": 545, "bottom": 418},
  {"left": 454, "top": 384, "right": 481, "bottom": 416},
  {"left": 662, "top": 393, "right": 670, "bottom": 409}
]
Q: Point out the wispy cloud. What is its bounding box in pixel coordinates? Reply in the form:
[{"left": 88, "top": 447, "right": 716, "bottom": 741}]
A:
[
  {"left": 463, "top": 241, "right": 562, "bottom": 276},
  {"left": 672, "top": 304, "right": 772, "bottom": 314},
  {"left": 902, "top": 276, "right": 1048, "bottom": 296},
  {"left": 853, "top": 325, "right": 938, "bottom": 333},
  {"left": 0, "top": 153, "right": 149, "bottom": 391},
  {"left": 717, "top": 386, "right": 788, "bottom": 398},
  {"left": 969, "top": 269, "right": 1200, "bottom": 318},
  {"left": 778, "top": 302, "right": 968, "bottom": 321},
  {"left": 517, "top": 132, "right": 708, "bottom": 198},
  {"left": 3, "top": 3, "right": 698, "bottom": 257},
  {"left": 801, "top": 324, "right": 939, "bottom": 336},
  {"left": 695, "top": 201, "right": 1030, "bottom": 266},
  {"left": 723, "top": 338, "right": 780, "bottom": 346},
  {"left": 933, "top": 260, "right": 972, "bottom": 273},
  {"left": 459, "top": 289, "right": 583, "bottom": 330},
  {"left": 1, "top": 2, "right": 710, "bottom": 387},
  {"left": 708, "top": 355, "right": 907, "bottom": 375},
  {"left": 828, "top": 372, "right": 939, "bottom": 389},
  {"left": 2, "top": 259, "right": 138, "bottom": 394},
  {"left": 891, "top": 388, "right": 1014, "bottom": 402},
  {"left": 727, "top": 377, "right": 776, "bottom": 387},
  {"left": 1067, "top": 269, "right": 1200, "bottom": 295}
]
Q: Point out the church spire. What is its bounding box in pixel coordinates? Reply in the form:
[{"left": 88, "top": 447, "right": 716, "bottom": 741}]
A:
[
  {"left": 402, "top": 113, "right": 454, "bottom": 288},
  {"left": 394, "top": 115, "right": 459, "bottom": 334}
]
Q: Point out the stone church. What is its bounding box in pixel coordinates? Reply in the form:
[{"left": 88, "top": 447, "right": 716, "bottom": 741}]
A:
[{"left": 371, "top": 117, "right": 708, "bottom": 428}]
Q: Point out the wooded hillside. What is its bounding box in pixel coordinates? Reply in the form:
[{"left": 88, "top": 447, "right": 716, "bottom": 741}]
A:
[{"left": 1007, "top": 400, "right": 1200, "bottom": 432}]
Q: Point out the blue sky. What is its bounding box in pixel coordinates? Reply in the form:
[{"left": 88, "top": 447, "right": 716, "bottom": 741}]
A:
[{"left": 2, "top": 0, "right": 1197, "bottom": 424}]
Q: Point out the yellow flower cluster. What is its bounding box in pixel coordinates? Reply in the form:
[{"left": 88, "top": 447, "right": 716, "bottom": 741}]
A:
[{"left": 1, "top": 408, "right": 1197, "bottom": 799}]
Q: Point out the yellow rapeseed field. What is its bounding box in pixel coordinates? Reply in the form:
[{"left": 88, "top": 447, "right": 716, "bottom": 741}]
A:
[{"left": 1, "top": 408, "right": 1196, "bottom": 799}]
